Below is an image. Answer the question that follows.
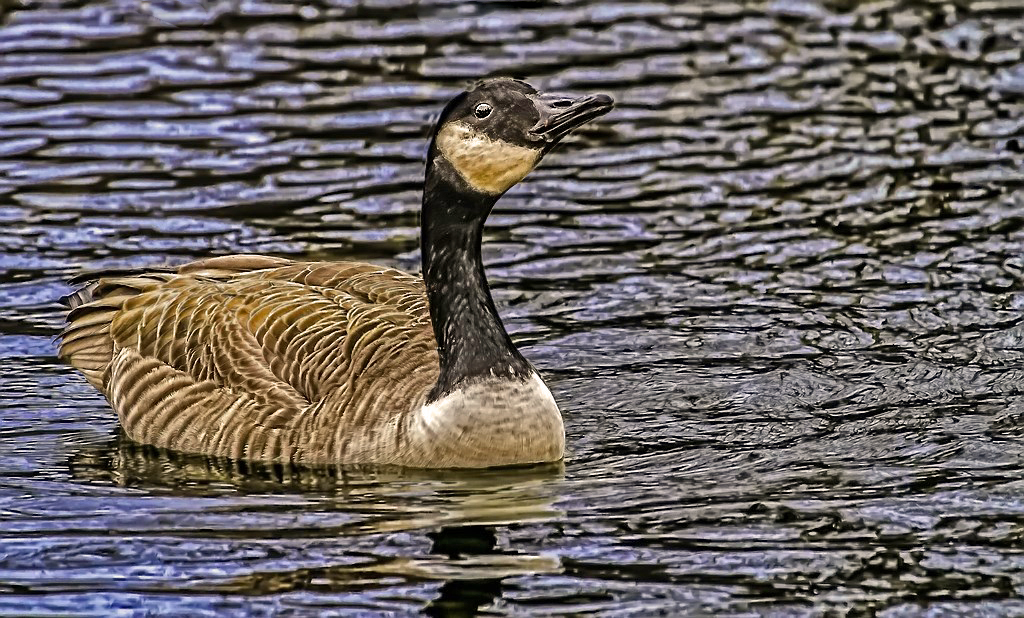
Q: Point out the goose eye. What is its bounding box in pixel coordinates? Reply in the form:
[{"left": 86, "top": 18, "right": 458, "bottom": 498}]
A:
[{"left": 474, "top": 103, "right": 492, "bottom": 119}]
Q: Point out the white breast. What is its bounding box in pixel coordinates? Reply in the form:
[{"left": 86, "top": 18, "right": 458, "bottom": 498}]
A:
[{"left": 412, "top": 373, "right": 564, "bottom": 468}]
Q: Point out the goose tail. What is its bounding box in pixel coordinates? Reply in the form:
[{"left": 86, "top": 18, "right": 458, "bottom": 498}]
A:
[{"left": 57, "top": 269, "right": 172, "bottom": 389}]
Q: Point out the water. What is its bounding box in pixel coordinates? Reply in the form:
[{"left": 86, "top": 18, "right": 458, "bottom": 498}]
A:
[{"left": 2, "top": 0, "right": 1024, "bottom": 614}]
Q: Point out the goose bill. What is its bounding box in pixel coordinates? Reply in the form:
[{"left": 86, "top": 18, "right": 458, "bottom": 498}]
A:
[{"left": 529, "top": 93, "right": 614, "bottom": 143}]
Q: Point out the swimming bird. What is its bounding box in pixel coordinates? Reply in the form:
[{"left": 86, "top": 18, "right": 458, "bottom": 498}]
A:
[{"left": 59, "top": 78, "right": 614, "bottom": 468}]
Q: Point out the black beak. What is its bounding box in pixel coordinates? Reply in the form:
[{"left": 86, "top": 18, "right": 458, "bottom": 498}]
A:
[{"left": 529, "top": 91, "right": 614, "bottom": 145}]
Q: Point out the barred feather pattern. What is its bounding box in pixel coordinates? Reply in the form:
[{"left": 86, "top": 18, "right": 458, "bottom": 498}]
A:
[{"left": 58, "top": 255, "right": 564, "bottom": 467}]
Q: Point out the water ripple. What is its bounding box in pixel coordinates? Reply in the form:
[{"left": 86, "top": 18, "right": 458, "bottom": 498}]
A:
[{"left": 3, "top": 0, "right": 1024, "bottom": 615}]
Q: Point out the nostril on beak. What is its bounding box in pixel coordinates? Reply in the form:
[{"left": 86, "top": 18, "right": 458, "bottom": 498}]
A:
[{"left": 553, "top": 99, "right": 573, "bottom": 108}]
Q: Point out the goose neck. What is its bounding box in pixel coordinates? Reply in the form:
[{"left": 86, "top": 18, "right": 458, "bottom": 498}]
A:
[{"left": 420, "top": 170, "right": 532, "bottom": 401}]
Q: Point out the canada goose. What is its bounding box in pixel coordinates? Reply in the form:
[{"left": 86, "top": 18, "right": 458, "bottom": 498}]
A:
[{"left": 59, "top": 78, "right": 614, "bottom": 468}]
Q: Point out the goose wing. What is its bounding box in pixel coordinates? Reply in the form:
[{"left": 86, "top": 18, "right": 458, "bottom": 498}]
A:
[{"left": 59, "top": 255, "right": 440, "bottom": 464}]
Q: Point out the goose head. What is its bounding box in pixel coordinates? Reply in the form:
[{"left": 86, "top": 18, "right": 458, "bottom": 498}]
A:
[{"left": 426, "top": 78, "right": 614, "bottom": 200}]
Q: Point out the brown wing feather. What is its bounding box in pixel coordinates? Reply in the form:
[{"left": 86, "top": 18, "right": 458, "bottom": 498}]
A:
[{"left": 59, "top": 255, "right": 439, "bottom": 464}]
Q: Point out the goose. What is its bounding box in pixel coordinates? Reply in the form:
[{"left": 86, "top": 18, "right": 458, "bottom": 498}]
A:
[{"left": 59, "top": 78, "right": 614, "bottom": 468}]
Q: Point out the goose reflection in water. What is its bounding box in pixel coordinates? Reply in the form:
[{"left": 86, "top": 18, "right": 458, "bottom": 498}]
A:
[{"left": 68, "top": 433, "right": 564, "bottom": 614}]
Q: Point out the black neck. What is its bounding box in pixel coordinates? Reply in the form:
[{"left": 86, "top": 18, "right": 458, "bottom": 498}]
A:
[{"left": 421, "top": 158, "right": 533, "bottom": 401}]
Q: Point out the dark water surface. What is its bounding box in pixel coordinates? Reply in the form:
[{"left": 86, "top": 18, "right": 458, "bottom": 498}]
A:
[{"left": 3, "top": 0, "right": 1024, "bottom": 615}]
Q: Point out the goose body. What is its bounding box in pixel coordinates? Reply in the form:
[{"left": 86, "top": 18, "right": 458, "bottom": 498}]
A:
[{"left": 59, "top": 79, "right": 613, "bottom": 468}]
